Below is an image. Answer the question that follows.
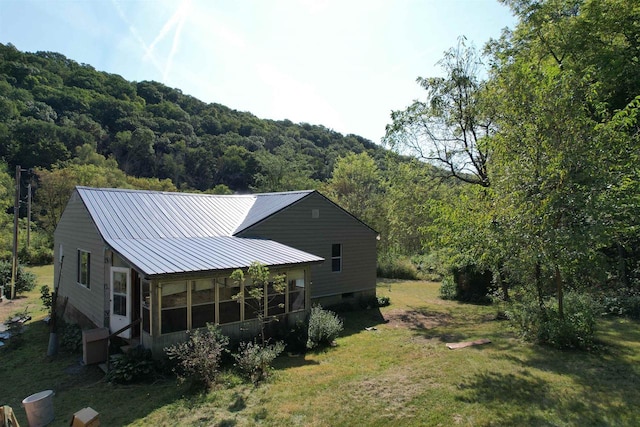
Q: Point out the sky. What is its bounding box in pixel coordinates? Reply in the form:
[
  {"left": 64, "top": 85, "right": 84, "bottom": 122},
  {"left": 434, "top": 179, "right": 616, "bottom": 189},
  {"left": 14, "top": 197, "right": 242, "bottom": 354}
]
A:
[{"left": 0, "top": 0, "right": 515, "bottom": 144}]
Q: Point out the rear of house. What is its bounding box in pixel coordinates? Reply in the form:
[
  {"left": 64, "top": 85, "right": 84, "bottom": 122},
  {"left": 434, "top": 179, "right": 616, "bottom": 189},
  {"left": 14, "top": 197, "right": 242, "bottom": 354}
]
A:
[{"left": 53, "top": 187, "right": 377, "bottom": 354}]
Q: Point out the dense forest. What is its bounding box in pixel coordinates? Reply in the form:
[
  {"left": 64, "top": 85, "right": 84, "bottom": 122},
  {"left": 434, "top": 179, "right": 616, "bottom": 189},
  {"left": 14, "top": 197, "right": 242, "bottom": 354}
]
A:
[
  {"left": 0, "top": 39, "right": 442, "bottom": 269},
  {"left": 1, "top": 0, "right": 640, "bottom": 348}
]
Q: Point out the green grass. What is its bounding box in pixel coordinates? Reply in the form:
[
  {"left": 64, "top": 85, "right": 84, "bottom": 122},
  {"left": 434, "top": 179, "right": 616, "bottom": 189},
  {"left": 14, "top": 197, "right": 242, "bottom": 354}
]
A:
[{"left": 1, "top": 269, "right": 639, "bottom": 426}]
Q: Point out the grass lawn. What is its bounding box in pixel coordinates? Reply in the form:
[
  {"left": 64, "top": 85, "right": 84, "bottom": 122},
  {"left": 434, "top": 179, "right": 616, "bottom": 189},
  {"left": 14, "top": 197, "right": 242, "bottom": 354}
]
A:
[{"left": 1, "top": 267, "right": 639, "bottom": 426}]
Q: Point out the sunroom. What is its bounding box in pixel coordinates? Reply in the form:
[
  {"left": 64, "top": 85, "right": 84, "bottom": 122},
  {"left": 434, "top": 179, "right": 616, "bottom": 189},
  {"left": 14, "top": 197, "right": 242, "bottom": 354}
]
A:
[{"left": 107, "top": 236, "right": 323, "bottom": 354}]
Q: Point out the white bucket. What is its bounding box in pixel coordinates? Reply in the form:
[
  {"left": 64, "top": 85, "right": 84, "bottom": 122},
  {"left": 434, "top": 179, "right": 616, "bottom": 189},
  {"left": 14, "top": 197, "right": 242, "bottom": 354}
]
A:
[{"left": 22, "top": 389, "right": 54, "bottom": 427}]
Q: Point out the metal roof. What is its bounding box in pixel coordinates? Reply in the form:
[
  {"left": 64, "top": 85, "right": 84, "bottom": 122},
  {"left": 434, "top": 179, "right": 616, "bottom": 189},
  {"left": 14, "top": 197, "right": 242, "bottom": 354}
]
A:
[
  {"left": 75, "top": 187, "right": 322, "bottom": 276},
  {"left": 108, "top": 236, "right": 323, "bottom": 276}
]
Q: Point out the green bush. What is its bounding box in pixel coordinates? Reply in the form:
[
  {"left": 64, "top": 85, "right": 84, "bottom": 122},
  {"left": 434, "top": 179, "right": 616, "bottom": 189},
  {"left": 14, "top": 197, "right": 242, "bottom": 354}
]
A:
[
  {"left": 106, "top": 346, "right": 157, "bottom": 384},
  {"left": 233, "top": 340, "right": 285, "bottom": 385},
  {"left": 0, "top": 260, "right": 37, "bottom": 298},
  {"left": 284, "top": 320, "right": 308, "bottom": 354},
  {"left": 506, "top": 291, "right": 599, "bottom": 350},
  {"left": 307, "top": 305, "right": 343, "bottom": 349},
  {"left": 439, "top": 275, "right": 457, "bottom": 300},
  {"left": 164, "top": 323, "right": 229, "bottom": 389},
  {"left": 40, "top": 285, "right": 52, "bottom": 311},
  {"left": 377, "top": 296, "right": 391, "bottom": 307},
  {"left": 60, "top": 322, "right": 83, "bottom": 353},
  {"left": 600, "top": 288, "right": 640, "bottom": 319},
  {"left": 377, "top": 255, "right": 420, "bottom": 280}
]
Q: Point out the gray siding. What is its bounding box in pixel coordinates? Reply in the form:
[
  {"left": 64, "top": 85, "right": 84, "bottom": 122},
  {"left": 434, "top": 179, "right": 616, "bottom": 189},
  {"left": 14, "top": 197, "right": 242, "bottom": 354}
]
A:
[
  {"left": 54, "top": 191, "right": 107, "bottom": 329},
  {"left": 238, "top": 192, "right": 377, "bottom": 299}
]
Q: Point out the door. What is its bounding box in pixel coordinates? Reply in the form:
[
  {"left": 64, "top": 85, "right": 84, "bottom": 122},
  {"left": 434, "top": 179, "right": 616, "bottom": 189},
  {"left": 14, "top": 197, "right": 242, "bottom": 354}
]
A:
[{"left": 110, "top": 267, "right": 131, "bottom": 338}]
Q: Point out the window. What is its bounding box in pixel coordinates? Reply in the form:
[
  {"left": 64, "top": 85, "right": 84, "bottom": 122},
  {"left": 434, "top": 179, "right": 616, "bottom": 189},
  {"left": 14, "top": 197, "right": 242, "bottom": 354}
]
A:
[
  {"left": 331, "top": 244, "right": 342, "bottom": 272},
  {"left": 77, "top": 249, "right": 90, "bottom": 288},
  {"left": 191, "top": 279, "right": 215, "bottom": 329},
  {"left": 161, "top": 282, "right": 187, "bottom": 334},
  {"left": 218, "top": 278, "right": 241, "bottom": 324}
]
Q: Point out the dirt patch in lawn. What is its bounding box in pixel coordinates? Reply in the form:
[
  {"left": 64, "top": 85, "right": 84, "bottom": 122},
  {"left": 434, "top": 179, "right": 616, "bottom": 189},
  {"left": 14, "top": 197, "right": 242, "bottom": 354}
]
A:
[
  {"left": 0, "top": 296, "right": 31, "bottom": 322},
  {"left": 383, "top": 308, "right": 453, "bottom": 330}
]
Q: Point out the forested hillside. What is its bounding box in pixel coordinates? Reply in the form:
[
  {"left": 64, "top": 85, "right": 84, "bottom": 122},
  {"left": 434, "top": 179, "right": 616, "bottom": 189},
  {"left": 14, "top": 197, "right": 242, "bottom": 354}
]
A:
[
  {"left": 0, "top": 42, "right": 386, "bottom": 193},
  {"left": 0, "top": 41, "right": 443, "bottom": 269}
]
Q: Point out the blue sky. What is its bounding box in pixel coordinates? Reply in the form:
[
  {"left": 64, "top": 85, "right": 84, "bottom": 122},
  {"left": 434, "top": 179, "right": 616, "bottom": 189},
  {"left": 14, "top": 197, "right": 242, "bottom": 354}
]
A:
[{"left": 0, "top": 0, "right": 515, "bottom": 143}]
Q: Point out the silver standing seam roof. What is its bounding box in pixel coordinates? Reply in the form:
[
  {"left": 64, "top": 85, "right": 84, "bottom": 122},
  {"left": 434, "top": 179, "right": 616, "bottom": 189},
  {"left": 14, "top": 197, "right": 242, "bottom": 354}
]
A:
[{"left": 75, "top": 187, "right": 324, "bottom": 277}]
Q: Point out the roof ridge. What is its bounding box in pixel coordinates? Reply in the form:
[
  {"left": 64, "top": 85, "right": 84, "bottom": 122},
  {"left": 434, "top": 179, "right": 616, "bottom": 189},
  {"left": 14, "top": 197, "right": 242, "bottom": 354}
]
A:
[{"left": 77, "top": 186, "right": 313, "bottom": 199}]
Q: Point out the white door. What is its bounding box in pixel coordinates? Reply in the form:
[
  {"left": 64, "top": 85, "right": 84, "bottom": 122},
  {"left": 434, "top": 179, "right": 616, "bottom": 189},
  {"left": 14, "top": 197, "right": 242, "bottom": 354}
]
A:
[{"left": 110, "top": 267, "right": 131, "bottom": 338}]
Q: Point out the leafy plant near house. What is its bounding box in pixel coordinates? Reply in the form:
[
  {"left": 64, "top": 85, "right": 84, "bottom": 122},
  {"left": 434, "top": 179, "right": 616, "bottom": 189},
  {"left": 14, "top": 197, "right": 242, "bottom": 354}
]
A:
[
  {"left": 59, "top": 321, "right": 83, "bottom": 353},
  {"left": 307, "top": 305, "right": 343, "bottom": 349},
  {"left": 377, "top": 296, "right": 391, "bottom": 307},
  {"left": 231, "top": 261, "right": 286, "bottom": 345},
  {"left": 233, "top": 340, "right": 285, "bottom": 385},
  {"left": 39, "top": 285, "right": 52, "bottom": 312},
  {"left": 164, "top": 323, "right": 229, "bottom": 389},
  {"left": 106, "top": 346, "right": 157, "bottom": 384}
]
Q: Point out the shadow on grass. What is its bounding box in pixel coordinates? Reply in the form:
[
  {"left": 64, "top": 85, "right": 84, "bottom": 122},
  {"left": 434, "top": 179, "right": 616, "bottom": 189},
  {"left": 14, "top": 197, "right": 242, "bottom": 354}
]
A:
[
  {"left": 273, "top": 354, "right": 320, "bottom": 369},
  {"left": 338, "top": 306, "right": 387, "bottom": 338},
  {"left": 460, "top": 318, "right": 640, "bottom": 425},
  {"left": 0, "top": 320, "right": 187, "bottom": 427}
]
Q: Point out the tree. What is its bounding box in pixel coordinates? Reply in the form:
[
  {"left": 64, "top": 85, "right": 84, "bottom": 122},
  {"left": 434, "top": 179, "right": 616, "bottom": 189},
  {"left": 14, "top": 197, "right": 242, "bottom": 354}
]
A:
[
  {"left": 231, "top": 262, "right": 286, "bottom": 345},
  {"left": 486, "top": 0, "right": 640, "bottom": 317},
  {"left": 384, "top": 38, "right": 494, "bottom": 187},
  {"left": 323, "top": 152, "right": 386, "bottom": 235}
]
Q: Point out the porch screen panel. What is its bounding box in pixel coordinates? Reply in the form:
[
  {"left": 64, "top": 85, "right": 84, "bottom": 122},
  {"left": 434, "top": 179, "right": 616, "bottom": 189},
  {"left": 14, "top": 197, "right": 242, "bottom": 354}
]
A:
[
  {"left": 142, "top": 279, "right": 151, "bottom": 334},
  {"left": 288, "top": 269, "right": 305, "bottom": 312},
  {"left": 267, "top": 281, "right": 285, "bottom": 316},
  {"left": 218, "top": 279, "right": 240, "bottom": 324},
  {"left": 161, "top": 282, "right": 187, "bottom": 334},
  {"left": 192, "top": 279, "right": 215, "bottom": 329},
  {"left": 244, "top": 283, "right": 259, "bottom": 320}
]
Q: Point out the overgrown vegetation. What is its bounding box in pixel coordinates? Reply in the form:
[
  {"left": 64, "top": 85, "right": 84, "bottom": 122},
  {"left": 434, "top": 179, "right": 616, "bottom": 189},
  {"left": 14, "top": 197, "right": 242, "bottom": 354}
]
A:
[
  {"left": 0, "top": 260, "right": 36, "bottom": 298},
  {"left": 106, "top": 346, "right": 158, "bottom": 384},
  {"left": 306, "top": 305, "right": 344, "bottom": 349},
  {"left": 233, "top": 340, "right": 285, "bottom": 385},
  {"left": 506, "top": 290, "right": 599, "bottom": 350},
  {"left": 164, "top": 323, "right": 230, "bottom": 389}
]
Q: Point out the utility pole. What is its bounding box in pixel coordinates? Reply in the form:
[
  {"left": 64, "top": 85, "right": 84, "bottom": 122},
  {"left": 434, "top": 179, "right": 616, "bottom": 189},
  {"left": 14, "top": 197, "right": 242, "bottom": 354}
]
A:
[
  {"left": 10, "top": 166, "right": 21, "bottom": 300},
  {"left": 27, "top": 182, "right": 31, "bottom": 248}
]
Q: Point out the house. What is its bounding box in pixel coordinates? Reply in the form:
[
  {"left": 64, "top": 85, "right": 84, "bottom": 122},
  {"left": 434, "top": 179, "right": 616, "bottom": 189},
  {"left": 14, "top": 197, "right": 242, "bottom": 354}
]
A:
[{"left": 53, "top": 187, "right": 378, "bottom": 353}]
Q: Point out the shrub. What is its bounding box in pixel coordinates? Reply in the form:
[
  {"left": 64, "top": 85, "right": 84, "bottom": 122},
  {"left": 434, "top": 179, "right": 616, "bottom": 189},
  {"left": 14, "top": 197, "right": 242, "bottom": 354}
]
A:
[
  {"left": 60, "top": 322, "right": 83, "bottom": 353},
  {"left": 233, "top": 340, "right": 285, "bottom": 385},
  {"left": 307, "top": 305, "right": 343, "bottom": 349},
  {"left": 106, "top": 346, "right": 157, "bottom": 384},
  {"left": 600, "top": 288, "right": 640, "bottom": 319},
  {"left": 40, "top": 285, "right": 52, "bottom": 312},
  {"left": 164, "top": 323, "right": 229, "bottom": 389},
  {"left": 0, "top": 260, "right": 37, "bottom": 298},
  {"left": 377, "top": 254, "right": 420, "bottom": 280},
  {"left": 3, "top": 308, "right": 29, "bottom": 349},
  {"left": 284, "top": 320, "right": 308, "bottom": 354},
  {"left": 377, "top": 296, "right": 391, "bottom": 307},
  {"left": 506, "top": 291, "right": 598, "bottom": 350},
  {"left": 439, "top": 275, "right": 457, "bottom": 300}
]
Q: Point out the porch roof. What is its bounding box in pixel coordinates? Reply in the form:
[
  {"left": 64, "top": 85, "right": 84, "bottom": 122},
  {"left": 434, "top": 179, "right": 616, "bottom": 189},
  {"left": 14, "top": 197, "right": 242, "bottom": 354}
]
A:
[{"left": 108, "top": 235, "right": 324, "bottom": 277}]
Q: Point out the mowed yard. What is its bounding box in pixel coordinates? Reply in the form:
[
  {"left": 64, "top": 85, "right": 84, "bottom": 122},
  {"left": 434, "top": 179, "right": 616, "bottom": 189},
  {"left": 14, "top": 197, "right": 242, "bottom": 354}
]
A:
[{"left": 1, "top": 266, "right": 640, "bottom": 426}]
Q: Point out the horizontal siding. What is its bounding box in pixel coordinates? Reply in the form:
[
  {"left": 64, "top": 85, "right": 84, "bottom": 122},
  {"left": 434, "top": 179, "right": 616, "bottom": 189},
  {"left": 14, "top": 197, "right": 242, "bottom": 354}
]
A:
[
  {"left": 54, "top": 192, "right": 106, "bottom": 328},
  {"left": 239, "top": 193, "right": 377, "bottom": 299}
]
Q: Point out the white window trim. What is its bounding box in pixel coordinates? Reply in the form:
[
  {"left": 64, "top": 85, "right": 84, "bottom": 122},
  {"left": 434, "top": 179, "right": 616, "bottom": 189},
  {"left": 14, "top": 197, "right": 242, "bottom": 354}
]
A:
[{"left": 77, "top": 249, "right": 91, "bottom": 289}]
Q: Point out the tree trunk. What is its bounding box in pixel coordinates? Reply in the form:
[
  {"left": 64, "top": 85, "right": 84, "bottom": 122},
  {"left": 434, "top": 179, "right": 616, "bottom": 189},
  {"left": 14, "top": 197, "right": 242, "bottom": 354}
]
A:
[
  {"left": 535, "top": 261, "right": 544, "bottom": 310},
  {"left": 617, "top": 242, "right": 628, "bottom": 287},
  {"left": 554, "top": 264, "right": 564, "bottom": 319}
]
